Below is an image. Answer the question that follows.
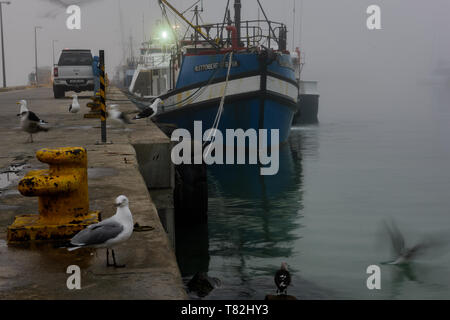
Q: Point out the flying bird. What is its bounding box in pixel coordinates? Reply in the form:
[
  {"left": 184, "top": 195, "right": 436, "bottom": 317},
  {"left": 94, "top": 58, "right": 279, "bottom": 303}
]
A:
[
  {"left": 382, "top": 220, "right": 446, "bottom": 265},
  {"left": 38, "top": 0, "right": 104, "bottom": 18},
  {"left": 274, "top": 262, "right": 291, "bottom": 295},
  {"left": 133, "top": 98, "right": 161, "bottom": 122},
  {"left": 69, "top": 94, "right": 80, "bottom": 113},
  {"left": 17, "top": 100, "right": 49, "bottom": 143},
  {"left": 108, "top": 104, "right": 132, "bottom": 127},
  {"left": 68, "top": 195, "right": 134, "bottom": 268}
]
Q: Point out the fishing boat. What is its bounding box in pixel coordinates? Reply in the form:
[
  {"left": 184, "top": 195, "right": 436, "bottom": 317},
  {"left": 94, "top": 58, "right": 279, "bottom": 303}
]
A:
[
  {"left": 154, "top": 0, "right": 299, "bottom": 144},
  {"left": 291, "top": 47, "right": 319, "bottom": 124}
]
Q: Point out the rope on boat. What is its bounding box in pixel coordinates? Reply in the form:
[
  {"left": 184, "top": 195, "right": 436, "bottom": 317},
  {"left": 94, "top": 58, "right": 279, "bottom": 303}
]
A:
[{"left": 203, "top": 51, "right": 234, "bottom": 156}]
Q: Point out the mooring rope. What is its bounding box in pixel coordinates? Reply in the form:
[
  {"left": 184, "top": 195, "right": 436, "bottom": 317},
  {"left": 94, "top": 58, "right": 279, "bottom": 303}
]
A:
[{"left": 203, "top": 51, "right": 234, "bottom": 156}]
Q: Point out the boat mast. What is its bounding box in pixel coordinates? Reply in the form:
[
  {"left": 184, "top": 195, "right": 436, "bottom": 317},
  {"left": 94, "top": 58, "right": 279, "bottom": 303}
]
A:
[
  {"left": 234, "top": 0, "right": 241, "bottom": 45},
  {"left": 158, "top": 0, "right": 219, "bottom": 49},
  {"left": 292, "top": 0, "right": 295, "bottom": 52}
]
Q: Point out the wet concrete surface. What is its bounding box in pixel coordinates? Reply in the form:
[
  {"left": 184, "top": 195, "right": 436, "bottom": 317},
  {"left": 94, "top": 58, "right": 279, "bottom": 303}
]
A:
[{"left": 0, "top": 87, "right": 186, "bottom": 299}]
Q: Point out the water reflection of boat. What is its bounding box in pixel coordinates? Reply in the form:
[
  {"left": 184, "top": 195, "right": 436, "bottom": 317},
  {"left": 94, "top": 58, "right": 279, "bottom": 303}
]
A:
[
  {"left": 175, "top": 129, "right": 305, "bottom": 273},
  {"left": 175, "top": 127, "right": 328, "bottom": 299}
]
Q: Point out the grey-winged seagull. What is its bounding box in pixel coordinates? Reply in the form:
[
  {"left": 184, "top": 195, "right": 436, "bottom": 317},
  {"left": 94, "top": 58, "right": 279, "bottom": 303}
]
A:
[
  {"left": 69, "top": 195, "right": 134, "bottom": 268},
  {"left": 17, "top": 100, "right": 48, "bottom": 143}
]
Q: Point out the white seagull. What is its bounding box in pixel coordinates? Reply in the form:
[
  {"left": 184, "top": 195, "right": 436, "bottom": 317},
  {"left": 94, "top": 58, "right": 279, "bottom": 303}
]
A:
[
  {"left": 133, "top": 98, "right": 161, "bottom": 122},
  {"left": 108, "top": 104, "right": 132, "bottom": 127},
  {"left": 17, "top": 100, "right": 49, "bottom": 143},
  {"left": 69, "top": 195, "right": 134, "bottom": 268},
  {"left": 69, "top": 94, "right": 80, "bottom": 113}
]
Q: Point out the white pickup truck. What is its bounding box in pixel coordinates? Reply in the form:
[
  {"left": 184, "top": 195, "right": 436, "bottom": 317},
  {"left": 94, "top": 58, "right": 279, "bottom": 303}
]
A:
[{"left": 53, "top": 49, "right": 95, "bottom": 99}]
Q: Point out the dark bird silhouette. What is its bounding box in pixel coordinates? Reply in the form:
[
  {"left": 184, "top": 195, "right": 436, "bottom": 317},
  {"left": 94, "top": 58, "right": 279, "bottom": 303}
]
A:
[{"left": 275, "top": 262, "right": 291, "bottom": 295}]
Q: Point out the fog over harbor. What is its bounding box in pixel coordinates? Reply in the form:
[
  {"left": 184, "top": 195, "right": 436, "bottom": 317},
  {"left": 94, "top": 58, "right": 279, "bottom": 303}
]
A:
[
  {"left": 1, "top": 0, "right": 449, "bottom": 120},
  {"left": 1, "top": 0, "right": 450, "bottom": 300}
]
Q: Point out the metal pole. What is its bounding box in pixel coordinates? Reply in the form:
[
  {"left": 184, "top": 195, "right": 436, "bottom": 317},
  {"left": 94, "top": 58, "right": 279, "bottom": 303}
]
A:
[
  {"left": 34, "top": 26, "right": 39, "bottom": 85},
  {"left": 234, "top": 0, "right": 241, "bottom": 45},
  {"left": 292, "top": 0, "right": 295, "bottom": 52},
  {"left": 0, "top": 2, "right": 10, "bottom": 88},
  {"left": 52, "top": 40, "right": 58, "bottom": 66},
  {"left": 99, "top": 50, "right": 107, "bottom": 143}
]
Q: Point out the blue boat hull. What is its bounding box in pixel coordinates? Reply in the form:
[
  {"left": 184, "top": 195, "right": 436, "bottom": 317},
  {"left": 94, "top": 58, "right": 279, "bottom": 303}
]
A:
[
  {"left": 156, "top": 95, "right": 296, "bottom": 144},
  {"left": 157, "top": 51, "right": 299, "bottom": 145}
]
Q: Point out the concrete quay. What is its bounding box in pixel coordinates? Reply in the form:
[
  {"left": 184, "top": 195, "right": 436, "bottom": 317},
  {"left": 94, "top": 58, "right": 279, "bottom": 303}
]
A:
[{"left": 0, "top": 86, "right": 186, "bottom": 299}]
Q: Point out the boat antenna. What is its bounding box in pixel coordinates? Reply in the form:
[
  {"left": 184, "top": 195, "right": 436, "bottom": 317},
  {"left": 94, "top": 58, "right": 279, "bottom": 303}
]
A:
[
  {"left": 159, "top": 0, "right": 219, "bottom": 49},
  {"left": 219, "top": 0, "right": 231, "bottom": 47},
  {"left": 181, "top": 0, "right": 203, "bottom": 15},
  {"left": 292, "top": 0, "right": 295, "bottom": 52},
  {"left": 234, "top": 0, "right": 242, "bottom": 45},
  {"left": 299, "top": 0, "right": 303, "bottom": 47},
  {"left": 256, "top": 0, "right": 279, "bottom": 47}
]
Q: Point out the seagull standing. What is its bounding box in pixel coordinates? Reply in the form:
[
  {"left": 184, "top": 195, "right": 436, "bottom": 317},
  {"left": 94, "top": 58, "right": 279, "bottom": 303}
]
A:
[
  {"left": 17, "top": 100, "right": 49, "bottom": 143},
  {"left": 69, "top": 195, "right": 134, "bottom": 268},
  {"left": 133, "top": 98, "right": 161, "bottom": 123},
  {"left": 69, "top": 94, "right": 80, "bottom": 113},
  {"left": 108, "top": 104, "right": 132, "bottom": 128},
  {"left": 275, "top": 262, "right": 291, "bottom": 295}
]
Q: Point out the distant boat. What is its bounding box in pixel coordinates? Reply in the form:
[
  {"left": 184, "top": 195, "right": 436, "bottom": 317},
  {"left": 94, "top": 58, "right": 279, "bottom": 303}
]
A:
[
  {"left": 293, "top": 81, "right": 319, "bottom": 124},
  {"left": 154, "top": 0, "right": 299, "bottom": 145},
  {"left": 128, "top": 32, "right": 174, "bottom": 99},
  {"left": 291, "top": 48, "right": 319, "bottom": 124}
]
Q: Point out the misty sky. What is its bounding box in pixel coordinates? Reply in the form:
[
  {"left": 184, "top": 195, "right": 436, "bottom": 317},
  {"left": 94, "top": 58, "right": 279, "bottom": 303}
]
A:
[{"left": 1, "top": 0, "right": 449, "bottom": 119}]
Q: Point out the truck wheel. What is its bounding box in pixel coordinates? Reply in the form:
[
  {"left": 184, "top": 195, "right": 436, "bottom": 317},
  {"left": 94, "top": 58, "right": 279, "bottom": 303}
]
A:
[{"left": 53, "top": 86, "right": 65, "bottom": 99}]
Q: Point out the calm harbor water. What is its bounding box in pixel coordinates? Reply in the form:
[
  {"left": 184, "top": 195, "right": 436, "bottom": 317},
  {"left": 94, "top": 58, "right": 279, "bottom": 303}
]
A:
[{"left": 177, "top": 81, "right": 450, "bottom": 300}]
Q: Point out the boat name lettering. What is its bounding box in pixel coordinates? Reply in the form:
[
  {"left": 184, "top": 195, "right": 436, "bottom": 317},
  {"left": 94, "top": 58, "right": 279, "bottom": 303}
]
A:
[{"left": 194, "top": 61, "right": 239, "bottom": 72}]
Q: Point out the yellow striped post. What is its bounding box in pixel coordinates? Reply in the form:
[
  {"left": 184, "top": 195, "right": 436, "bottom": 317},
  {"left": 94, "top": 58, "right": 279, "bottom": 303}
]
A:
[{"left": 99, "top": 50, "right": 107, "bottom": 143}]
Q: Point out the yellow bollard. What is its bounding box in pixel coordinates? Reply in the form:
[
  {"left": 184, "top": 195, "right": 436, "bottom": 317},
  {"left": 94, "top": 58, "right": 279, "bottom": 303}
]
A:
[
  {"left": 84, "top": 93, "right": 103, "bottom": 119},
  {"left": 7, "top": 147, "right": 100, "bottom": 242}
]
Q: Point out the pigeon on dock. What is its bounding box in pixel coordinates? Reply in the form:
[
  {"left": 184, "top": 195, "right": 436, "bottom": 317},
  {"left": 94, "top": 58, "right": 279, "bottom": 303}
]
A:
[
  {"left": 133, "top": 98, "right": 161, "bottom": 122},
  {"left": 17, "top": 100, "right": 49, "bottom": 143},
  {"left": 108, "top": 104, "right": 132, "bottom": 127},
  {"left": 68, "top": 195, "right": 134, "bottom": 268},
  {"left": 69, "top": 94, "right": 80, "bottom": 113},
  {"left": 275, "top": 262, "right": 291, "bottom": 295}
]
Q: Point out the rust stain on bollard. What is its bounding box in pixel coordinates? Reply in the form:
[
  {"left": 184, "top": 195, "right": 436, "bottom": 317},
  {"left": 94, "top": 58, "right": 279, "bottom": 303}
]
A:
[{"left": 7, "top": 147, "right": 100, "bottom": 242}]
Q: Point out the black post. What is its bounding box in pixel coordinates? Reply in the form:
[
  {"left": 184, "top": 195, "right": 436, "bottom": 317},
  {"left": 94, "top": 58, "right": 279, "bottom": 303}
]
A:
[
  {"left": 99, "top": 50, "right": 107, "bottom": 143},
  {"left": 234, "top": 0, "right": 241, "bottom": 45}
]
